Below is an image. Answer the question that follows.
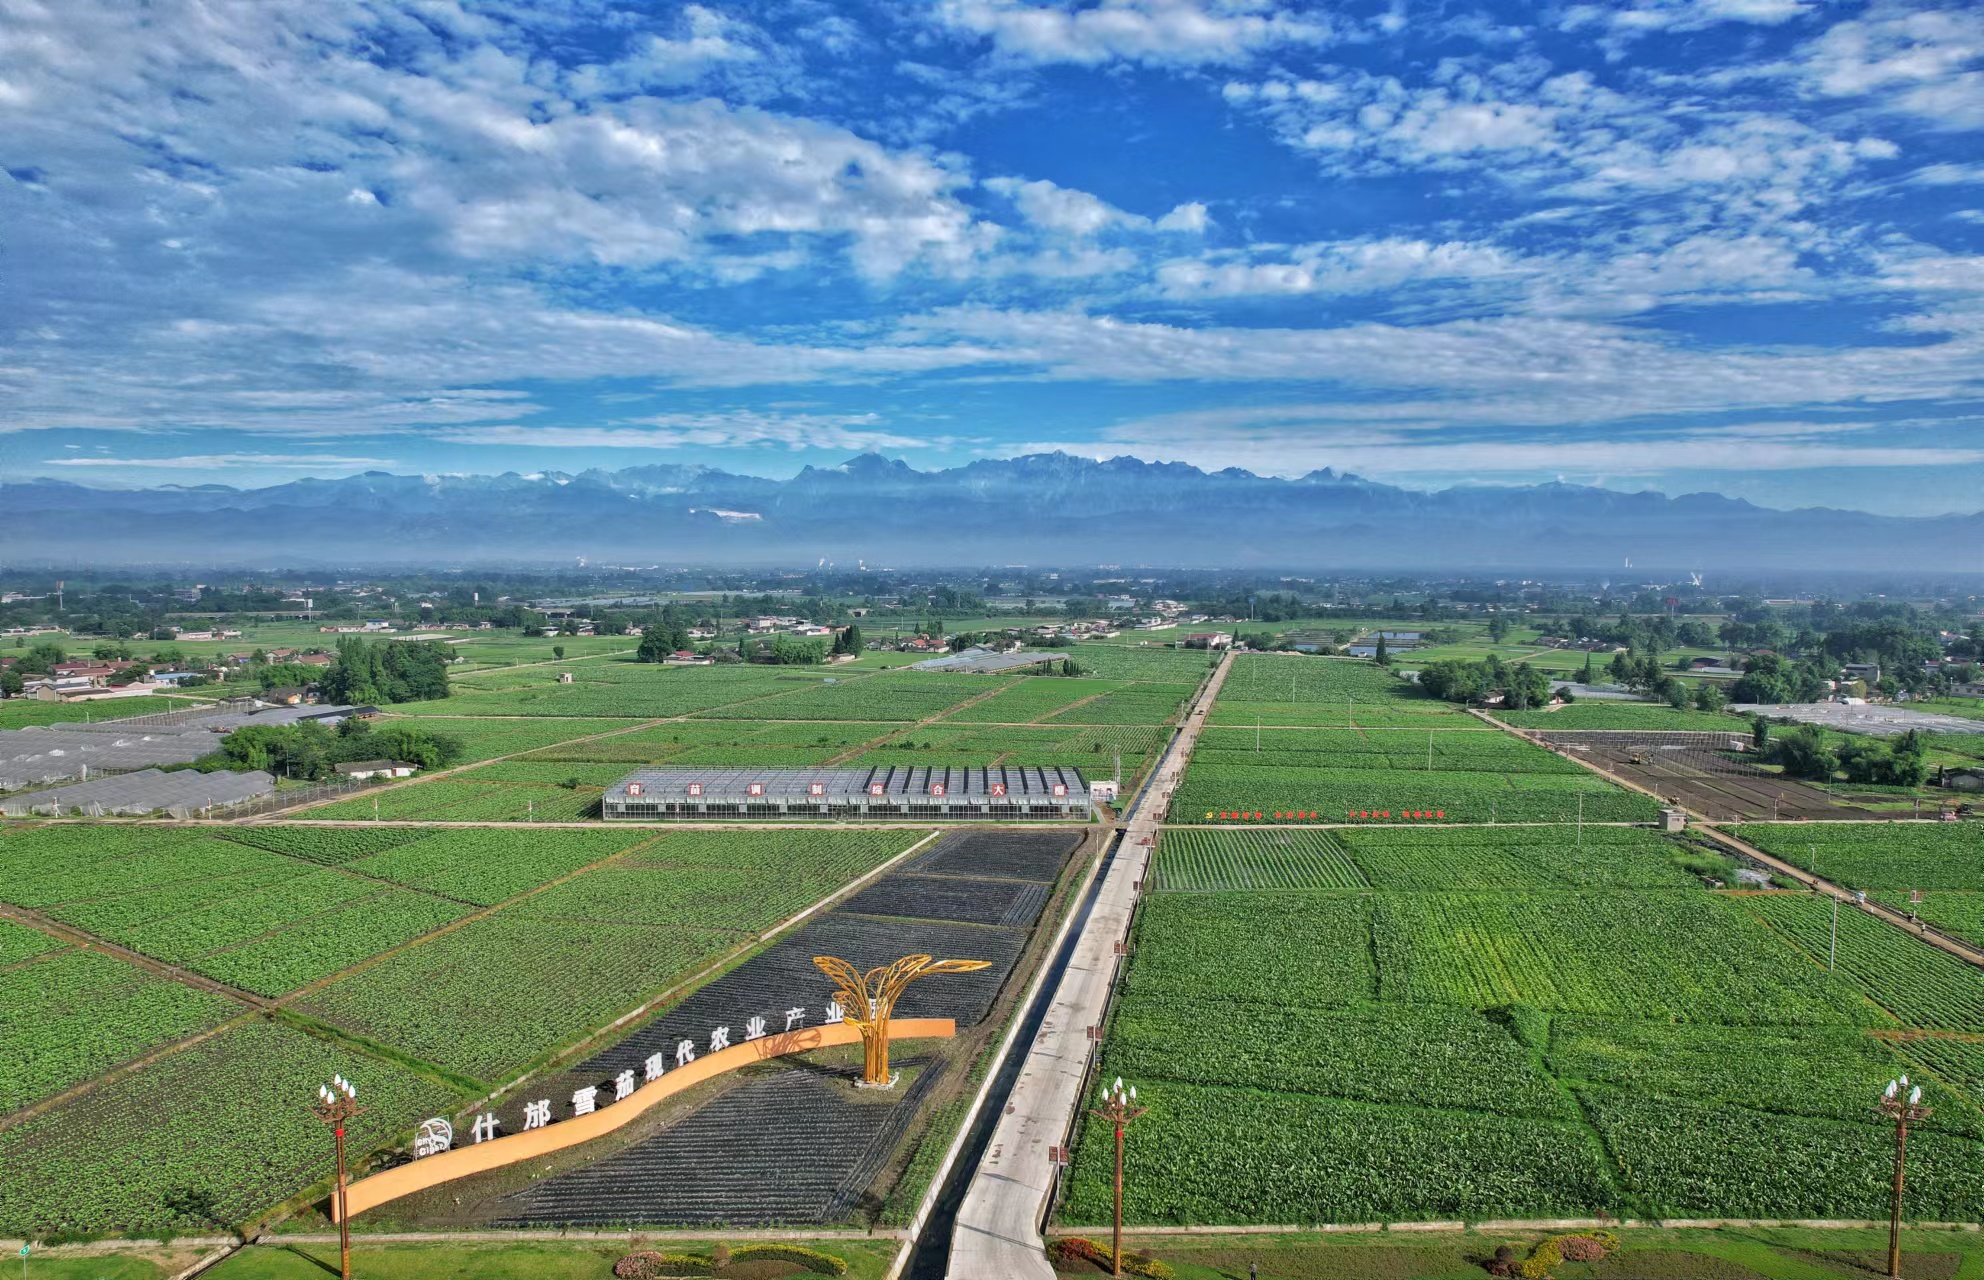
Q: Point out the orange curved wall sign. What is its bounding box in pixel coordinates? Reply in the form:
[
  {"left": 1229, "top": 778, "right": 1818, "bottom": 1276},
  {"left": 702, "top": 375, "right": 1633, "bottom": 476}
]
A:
[{"left": 336, "top": 1018, "right": 955, "bottom": 1220}]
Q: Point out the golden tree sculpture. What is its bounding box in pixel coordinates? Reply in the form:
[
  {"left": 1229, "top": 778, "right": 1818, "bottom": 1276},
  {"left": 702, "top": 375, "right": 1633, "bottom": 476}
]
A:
[{"left": 812, "top": 953, "right": 990, "bottom": 1086}]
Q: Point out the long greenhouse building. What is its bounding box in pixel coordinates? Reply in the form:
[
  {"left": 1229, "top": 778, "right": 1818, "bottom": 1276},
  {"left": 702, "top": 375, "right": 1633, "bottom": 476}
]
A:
[{"left": 601, "top": 765, "right": 1094, "bottom": 821}]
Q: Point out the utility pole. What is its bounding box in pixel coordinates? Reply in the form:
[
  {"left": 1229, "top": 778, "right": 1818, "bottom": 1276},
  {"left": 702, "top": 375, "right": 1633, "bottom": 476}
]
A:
[
  {"left": 1876, "top": 1076, "right": 1931, "bottom": 1279},
  {"left": 312, "top": 1075, "right": 363, "bottom": 1280},
  {"left": 1089, "top": 1078, "right": 1147, "bottom": 1278}
]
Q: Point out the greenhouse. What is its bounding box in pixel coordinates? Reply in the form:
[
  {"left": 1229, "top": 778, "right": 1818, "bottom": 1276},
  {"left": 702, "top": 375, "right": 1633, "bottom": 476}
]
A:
[{"left": 601, "top": 764, "right": 1093, "bottom": 821}]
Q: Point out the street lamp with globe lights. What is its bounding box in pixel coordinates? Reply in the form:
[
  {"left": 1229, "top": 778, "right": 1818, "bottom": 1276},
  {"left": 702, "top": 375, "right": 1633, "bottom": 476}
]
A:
[
  {"left": 1088, "top": 1077, "right": 1147, "bottom": 1278},
  {"left": 311, "top": 1074, "right": 364, "bottom": 1280},
  {"left": 1875, "top": 1075, "right": 1931, "bottom": 1279}
]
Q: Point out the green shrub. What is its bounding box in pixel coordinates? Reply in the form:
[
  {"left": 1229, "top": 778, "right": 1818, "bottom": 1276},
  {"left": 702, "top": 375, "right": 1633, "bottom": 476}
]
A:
[
  {"left": 611, "top": 1251, "right": 714, "bottom": 1278},
  {"left": 729, "top": 1244, "right": 848, "bottom": 1275}
]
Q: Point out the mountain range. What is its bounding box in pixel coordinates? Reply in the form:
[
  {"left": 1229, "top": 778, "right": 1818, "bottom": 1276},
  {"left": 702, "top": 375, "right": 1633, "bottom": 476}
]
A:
[{"left": 4, "top": 453, "right": 1978, "bottom": 570}]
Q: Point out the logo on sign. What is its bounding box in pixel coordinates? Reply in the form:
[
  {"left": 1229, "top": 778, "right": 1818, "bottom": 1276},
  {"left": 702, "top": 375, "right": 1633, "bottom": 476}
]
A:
[
  {"left": 414, "top": 1117, "right": 454, "bottom": 1158},
  {"left": 990, "top": 782, "right": 1006, "bottom": 797},
  {"left": 809, "top": 782, "right": 826, "bottom": 796},
  {"left": 625, "top": 782, "right": 644, "bottom": 798},
  {"left": 687, "top": 782, "right": 703, "bottom": 797},
  {"left": 930, "top": 783, "right": 946, "bottom": 797},
  {"left": 748, "top": 782, "right": 765, "bottom": 797},
  {"left": 870, "top": 782, "right": 885, "bottom": 796},
  {"left": 1051, "top": 783, "right": 1067, "bottom": 798}
]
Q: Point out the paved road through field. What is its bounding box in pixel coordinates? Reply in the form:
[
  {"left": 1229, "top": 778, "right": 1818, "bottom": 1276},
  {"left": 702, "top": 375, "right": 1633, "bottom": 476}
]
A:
[{"left": 945, "top": 650, "right": 1232, "bottom": 1280}]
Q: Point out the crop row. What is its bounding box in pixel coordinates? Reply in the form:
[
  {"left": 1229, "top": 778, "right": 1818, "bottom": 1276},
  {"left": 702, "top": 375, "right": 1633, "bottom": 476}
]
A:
[
  {"left": 0, "top": 918, "right": 61, "bottom": 967},
  {"left": 692, "top": 672, "right": 1007, "bottom": 722},
  {"left": 937, "top": 677, "right": 1126, "bottom": 723},
  {"left": 1734, "top": 823, "right": 1984, "bottom": 892},
  {"left": 347, "top": 826, "right": 652, "bottom": 904},
  {"left": 1372, "top": 891, "right": 1873, "bottom": 1026},
  {"left": 1740, "top": 893, "right": 1984, "bottom": 1032},
  {"left": 297, "top": 916, "right": 742, "bottom": 1085},
  {"left": 220, "top": 824, "right": 436, "bottom": 865},
  {"left": 1153, "top": 827, "right": 1367, "bottom": 891},
  {"left": 1546, "top": 1016, "right": 1983, "bottom": 1137},
  {"left": 1339, "top": 826, "right": 1703, "bottom": 891},
  {"left": 1062, "top": 645, "right": 1215, "bottom": 683},
  {"left": 371, "top": 715, "right": 645, "bottom": 762},
  {"left": 0, "top": 826, "right": 276, "bottom": 909},
  {"left": 305, "top": 778, "right": 600, "bottom": 822},
  {"left": 1170, "top": 763, "right": 1658, "bottom": 824},
  {"left": 1106, "top": 989, "right": 1575, "bottom": 1121},
  {"left": 1496, "top": 705, "right": 1751, "bottom": 731},
  {"left": 0, "top": 1020, "right": 458, "bottom": 1236},
  {"left": 0, "top": 949, "right": 235, "bottom": 1115},
  {"left": 1059, "top": 1080, "right": 1615, "bottom": 1226},
  {"left": 1208, "top": 700, "right": 1467, "bottom": 727},
  {"left": 1219, "top": 655, "right": 1452, "bottom": 707}
]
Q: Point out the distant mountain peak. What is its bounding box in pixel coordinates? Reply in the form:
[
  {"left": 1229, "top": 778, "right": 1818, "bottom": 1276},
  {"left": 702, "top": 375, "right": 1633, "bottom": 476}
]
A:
[{"left": 0, "top": 452, "right": 1973, "bottom": 570}]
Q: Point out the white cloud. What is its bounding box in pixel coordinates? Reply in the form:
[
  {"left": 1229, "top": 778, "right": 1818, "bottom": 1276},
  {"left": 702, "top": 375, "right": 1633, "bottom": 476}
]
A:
[
  {"left": 1795, "top": 5, "right": 1984, "bottom": 128},
  {"left": 1562, "top": 0, "right": 1811, "bottom": 39},
  {"left": 444, "top": 412, "right": 938, "bottom": 452},
  {"left": 1155, "top": 201, "right": 1209, "bottom": 232},
  {"left": 40, "top": 453, "right": 395, "bottom": 469},
  {"left": 1156, "top": 237, "right": 1525, "bottom": 299},
  {"left": 935, "top": 0, "right": 1330, "bottom": 67},
  {"left": 985, "top": 176, "right": 1139, "bottom": 235}
]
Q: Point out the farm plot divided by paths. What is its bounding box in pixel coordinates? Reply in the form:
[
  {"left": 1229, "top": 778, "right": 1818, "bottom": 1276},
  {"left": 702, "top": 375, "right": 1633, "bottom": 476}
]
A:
[
  {"left": 1172, "top": 656, "right": 1659, "bottom": 824},
  {"left": 292, "top": 660, "right": 1188, "bottom": 822},
  {"left": 0, "top": 821, "right": 940, "bottom": 1238},
  {"left": 1063, "top": 810, "right": 1984, "bottom": 1228},
  {"left": 413, "top": 828, "right": 1083, "bottom": 1230},
  {"left": 1033, "top": 658, "right": 1984, "bottom": 1236}
]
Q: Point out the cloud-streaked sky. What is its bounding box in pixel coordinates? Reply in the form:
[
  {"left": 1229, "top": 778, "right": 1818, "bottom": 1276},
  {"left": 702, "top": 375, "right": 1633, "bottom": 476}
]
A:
[{"left": 3, "top": 0, "right": 1983, "bottom": 514}]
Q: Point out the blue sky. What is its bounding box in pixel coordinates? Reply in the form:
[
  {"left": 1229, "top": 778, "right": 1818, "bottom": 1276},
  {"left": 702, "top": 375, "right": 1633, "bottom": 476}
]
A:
[{"left": 2, "top": 0, "right": 1983, "bottom": 515}]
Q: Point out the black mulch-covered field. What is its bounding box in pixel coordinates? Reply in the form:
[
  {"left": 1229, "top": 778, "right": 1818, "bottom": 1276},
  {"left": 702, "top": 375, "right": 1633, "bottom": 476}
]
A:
[{"left": 495, "top": 1059, "right": 946, "bottom": 1227}]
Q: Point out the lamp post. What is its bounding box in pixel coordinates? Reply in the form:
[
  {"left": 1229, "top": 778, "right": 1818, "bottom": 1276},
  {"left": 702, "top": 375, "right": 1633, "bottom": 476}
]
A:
[
  {"left": 311, "top": 1074, "right": 364, "bottom": 1280},
  {"left": 1875, "top": 1075, "right": 1931, "bottom": 1279},
  {"left": 1089, "top": 1077, "right": 1147, "bottom": 1278}
]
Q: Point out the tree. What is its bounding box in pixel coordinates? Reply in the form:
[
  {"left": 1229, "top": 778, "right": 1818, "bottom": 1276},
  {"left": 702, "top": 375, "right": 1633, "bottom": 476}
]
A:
[
  {"left": 552, "top": 644, "right": 565, "bottom": 660},
  {"left": 13, "top": 641, "right": 66, "bottom": 675},
  {"left": 317, "top": 637, "right": 450, "bottom": 705},
  {"left": 1752, "top": 715, "right": 1772, "bottom": 753},
  {"left": 1487, "top": 615, "right": 1509, "bottom": 643},
  {"left": 1374, "top": 635, "right": 1390, "bottom": 666},
  {"left": 1694, "top": 681, "right": 1726, "bottom": 712},
  {"left": 1580, "top": 652, "right": 1594, "bottom": 684},
  {"left": 1771, "top": 726, "right": 1837, "bottom": 781},
  {"left": 0, "top": 668, "right": 22, "bottom": 698}
]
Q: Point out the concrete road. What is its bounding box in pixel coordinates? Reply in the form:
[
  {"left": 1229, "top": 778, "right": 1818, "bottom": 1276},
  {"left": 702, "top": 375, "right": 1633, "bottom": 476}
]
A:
[{"left": 946, "top": 652, "right": 1232, "bottom": 1280}]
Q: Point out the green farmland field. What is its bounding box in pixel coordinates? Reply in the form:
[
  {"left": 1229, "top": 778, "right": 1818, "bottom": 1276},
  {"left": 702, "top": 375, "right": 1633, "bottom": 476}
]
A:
[
  {"left": 0, "top": 818, "right": 936, "bottom": 1236},
  {"left": 1068, "top": 811, "right": 1984, "bottom": 1227}
]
